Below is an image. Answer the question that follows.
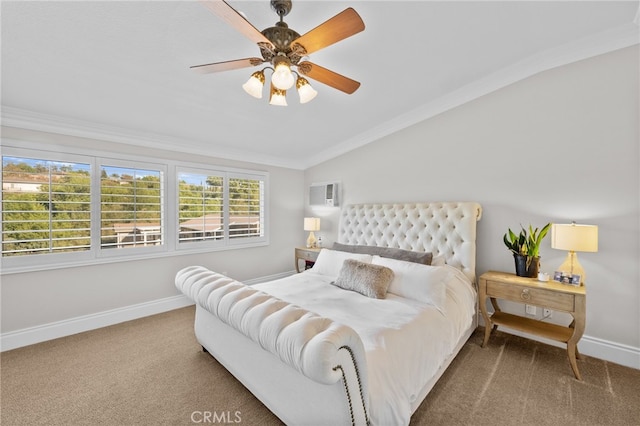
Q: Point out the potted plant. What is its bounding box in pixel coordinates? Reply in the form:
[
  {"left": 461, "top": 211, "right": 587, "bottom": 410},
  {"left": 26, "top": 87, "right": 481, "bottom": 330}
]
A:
[{"left": 503, "top": 223, "right": 551, "bottom": 277}]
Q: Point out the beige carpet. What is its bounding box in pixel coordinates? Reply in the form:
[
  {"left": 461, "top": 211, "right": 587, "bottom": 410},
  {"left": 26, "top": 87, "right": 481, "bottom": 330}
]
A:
[{"left": 2, "top": 306, "right": 638, "bottom": 425}]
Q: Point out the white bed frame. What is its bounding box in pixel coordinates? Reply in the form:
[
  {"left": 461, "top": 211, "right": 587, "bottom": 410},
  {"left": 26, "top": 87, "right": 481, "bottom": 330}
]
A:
[{"left": 190, "top": 202, "right": 482, "bottom": 425}]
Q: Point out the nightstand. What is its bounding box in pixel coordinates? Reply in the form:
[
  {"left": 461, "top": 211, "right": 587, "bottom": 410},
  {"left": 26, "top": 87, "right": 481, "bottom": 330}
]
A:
[
  {"left": 478, "top": 270, "right": 586, "bottom": 380},
  {"left": 295, "top": 247, "right": 321, "bottom": 273}
]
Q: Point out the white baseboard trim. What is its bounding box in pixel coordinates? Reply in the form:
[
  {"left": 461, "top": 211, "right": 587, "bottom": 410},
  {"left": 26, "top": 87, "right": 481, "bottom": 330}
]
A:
[
  {"left": 0, "top": 271, "right": 297, "bottom": 352},
  {"left": 486, "top": 325, "right": 640, "bottom": 370},
  {"left": 579, "top": 335, "right": 640, "bottom": 370},
  {"left": 1, "top": 294, "right": 193, "bottom": 352}
]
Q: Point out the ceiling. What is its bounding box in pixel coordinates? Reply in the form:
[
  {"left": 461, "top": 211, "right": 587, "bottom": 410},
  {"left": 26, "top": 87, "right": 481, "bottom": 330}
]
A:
[{"left": 1, "top": 1, "right": 638, "bottom": 170}]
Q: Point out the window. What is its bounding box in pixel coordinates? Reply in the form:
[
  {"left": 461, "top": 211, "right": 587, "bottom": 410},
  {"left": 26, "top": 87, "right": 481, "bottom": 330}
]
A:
[
  {"left": 1, "top": 144, "right": 269, "bottom": 273},
  {"left": 2, "top": 156, "right": 91, "bottom": 257},
  {"left": 177, "top": 170, "right": 266, "bottom": 248},
  {"left": 178, "top": 171, "right": 224, "bottom": 244},
  {"left": 101, "top": 165, "right": 164, "bottom": 250},
  {"left": 228, "top": 176, "right": 264, "bottom": 239}
]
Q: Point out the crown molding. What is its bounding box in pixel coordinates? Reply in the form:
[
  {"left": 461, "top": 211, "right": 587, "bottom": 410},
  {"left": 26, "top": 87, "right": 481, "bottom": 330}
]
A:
[
  {"left": 301, "top": 22, "right": 640, "bottom": 169},
  {"left": 2, "top": 22, "right": 637, "bottom": 172},
  {"left": 0, "top": 107, "right": 302, "bottom": 170}
]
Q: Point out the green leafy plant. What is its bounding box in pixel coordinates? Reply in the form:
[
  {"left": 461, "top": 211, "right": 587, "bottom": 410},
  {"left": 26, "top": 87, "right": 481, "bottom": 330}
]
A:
[
  {"left": 524, "top": 223, "right": 551, "bottom": 258},
  {"left": 503, "top": 228, "right": 527, "bottom": 255},
  {"left": 503, "top": 223, "right": 551, "bottom": 258}
]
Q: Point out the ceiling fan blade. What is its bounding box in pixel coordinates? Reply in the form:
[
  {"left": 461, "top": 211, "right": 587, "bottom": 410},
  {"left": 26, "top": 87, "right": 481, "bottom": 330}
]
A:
[
  {"left": 291, "top": 8, "right": 365, "bottom": 55},
  {"left": 198, "top": 0, "right": 273, "bottom": 47},
  {"left": 297, "top": 61, "right": 360, "bottom": 94},
  {"left": 190, "top": 57, "right": 263, "bottom": 74}
]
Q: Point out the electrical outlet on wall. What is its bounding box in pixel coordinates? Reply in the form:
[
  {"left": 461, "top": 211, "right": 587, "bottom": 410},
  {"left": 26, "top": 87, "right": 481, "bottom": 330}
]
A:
[{"left": 525, "top": 304, "right": 537, "bottom": 316}]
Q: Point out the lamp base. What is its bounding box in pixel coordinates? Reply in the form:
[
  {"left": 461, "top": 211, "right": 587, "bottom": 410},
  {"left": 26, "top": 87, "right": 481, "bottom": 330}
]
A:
[
  {"left": 306, "top": 231, "right": 316, "bottom": 248},
  {"left": 557, "top": 251, "right": 586, "bottom": 285}
]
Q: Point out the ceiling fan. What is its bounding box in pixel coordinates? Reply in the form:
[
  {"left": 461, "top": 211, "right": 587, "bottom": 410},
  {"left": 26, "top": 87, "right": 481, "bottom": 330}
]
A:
[{"left": 191, "top": 0, "right": 365, "bottom": 105}]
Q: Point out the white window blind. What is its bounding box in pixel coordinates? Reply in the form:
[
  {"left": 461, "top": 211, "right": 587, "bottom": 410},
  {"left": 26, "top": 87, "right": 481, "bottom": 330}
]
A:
[
  {"left": 1, "top": 142, "right": 268, "bottom": 273},
  {"left": 1, "top": 156, "right": 91, "bottom": 257},
  {"left": 177, "top": 170, "right": 266, "bottom": 247},
  {"left": 177, "top": 172, "right": 224, "bottom": 243},
  {"left": 100, "top": 165, "right": 163, "bottom": 249},
  {"left": 229, "top": 176, "right": 264, "bottom": 239}
]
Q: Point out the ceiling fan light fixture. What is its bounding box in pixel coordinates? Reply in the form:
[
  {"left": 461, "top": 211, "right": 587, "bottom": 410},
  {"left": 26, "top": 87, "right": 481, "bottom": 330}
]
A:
[
  {"left": 192, "top": 1, "right": 365, "bottom": 106},
  {"left": 271, "top": 57, "right": 295, "bottom": 90},
  {"left": 296, "top": 76, "right": 317, "bottom": 104},
  {"left": 242, "top": 70, "right": 266, "bottom": 98},
  {"left": 269, "top": 84, "right": 288, "bottom": 106}
]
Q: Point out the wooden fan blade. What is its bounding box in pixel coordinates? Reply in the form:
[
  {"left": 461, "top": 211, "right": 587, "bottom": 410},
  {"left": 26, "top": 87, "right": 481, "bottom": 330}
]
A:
[
  {"left": 190, "top": 58, "right": 263, "bottom": 74},
  {"left": 297, "top": 61, "right": 360, "bottom": 94},
  {"left": 198, "top": 0, "right": 273, "bottom": 47},
  {"left": 291, "top": 8, "right": 365, "bottom": 55}
]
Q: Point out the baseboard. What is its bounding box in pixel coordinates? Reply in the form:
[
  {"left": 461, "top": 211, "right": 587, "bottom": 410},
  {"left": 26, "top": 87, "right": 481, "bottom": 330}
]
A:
[
  {"left": 579, "top": 335, "right": 640, "bottom": 370},
  {"left": 1, "top": 294, "right": 194, "bottom": 352},
  {"left": 487, "top": 325, "right": 640, "bottom": 370},
  {"left": 0, "top": 271, "right": 297, "bottom": 352}
]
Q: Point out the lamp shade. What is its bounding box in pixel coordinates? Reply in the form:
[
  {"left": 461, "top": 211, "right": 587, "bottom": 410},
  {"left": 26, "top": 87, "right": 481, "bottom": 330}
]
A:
[
  {"left": 551, "top": 223, "right": 598, "bottom": 252},
  {"left": 242, "top": 70, "right": 265, "bottom": 99},
  {"left": 296, "top": 76, "right": 318, "bottom": 104},
  {"left": 271, "top": 59, "right": 295, "bottom": 90},
  {"left": 303, "top": 217, "right": 320, "bottom": 232},
  {"left": 269, "top": 84, "right": 287, "bottom": 106}
]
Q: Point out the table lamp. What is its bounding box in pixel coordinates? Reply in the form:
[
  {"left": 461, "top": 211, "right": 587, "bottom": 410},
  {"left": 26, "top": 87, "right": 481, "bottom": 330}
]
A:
[
  {"left": 551, "top": 222, "right": 598, "bottom": 285},
  {"left": 304, "top": 217, "right": 320, "bottom": 248}
]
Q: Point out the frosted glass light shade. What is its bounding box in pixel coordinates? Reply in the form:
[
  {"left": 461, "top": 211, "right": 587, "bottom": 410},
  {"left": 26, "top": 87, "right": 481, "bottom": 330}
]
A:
[
  {"left": 296, "top": 77, "right": 317, "bottom": 104},
  {"left": 271, "top": 62, "right": 295, "bottom": 90},
  {"left": 551, "top": 223, "right": 598, "bottom": 252},
  {"left": 269, "top": 85, "right": 287, "bottom": 106},
  {"left": 242, "top": 70, "right": 265, "bottom": 99}
]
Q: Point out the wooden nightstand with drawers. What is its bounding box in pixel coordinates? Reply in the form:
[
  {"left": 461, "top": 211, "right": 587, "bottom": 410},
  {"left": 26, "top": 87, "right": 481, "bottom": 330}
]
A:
[
  {"left": 478, "top": 270, "right": 586, "bottom": 380},
  {"left": 295, "top": 247, "right": 321, "bottom": 273}
]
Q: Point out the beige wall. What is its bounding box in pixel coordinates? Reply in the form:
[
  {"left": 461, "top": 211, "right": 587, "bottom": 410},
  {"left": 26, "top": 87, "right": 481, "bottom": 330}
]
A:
[
  {"left": 0, "top": 127, "right": 305, "bottom": 333},
  {"left": 305, "top": 46, "right": 639, "bottom": 363}
]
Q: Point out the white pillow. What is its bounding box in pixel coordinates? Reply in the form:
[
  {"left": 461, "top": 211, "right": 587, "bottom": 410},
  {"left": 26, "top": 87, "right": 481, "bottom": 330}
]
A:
[
  {"left": 310, "top": 249, "right": 373, "bottom": 278},
  {"left": 371, "top": 255, "right": 450, "bottom": 311}
]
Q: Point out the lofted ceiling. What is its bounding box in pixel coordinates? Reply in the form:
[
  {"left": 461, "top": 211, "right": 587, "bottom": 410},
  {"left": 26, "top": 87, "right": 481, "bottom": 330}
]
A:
[{"left": 1, "top": 1, "right": 638, "bottom": 170}]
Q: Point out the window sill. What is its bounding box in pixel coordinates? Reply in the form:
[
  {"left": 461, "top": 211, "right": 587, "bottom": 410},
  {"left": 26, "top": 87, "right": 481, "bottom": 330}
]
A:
[{"left": 0, "top": 240, "right": 269, "bottom": 275}]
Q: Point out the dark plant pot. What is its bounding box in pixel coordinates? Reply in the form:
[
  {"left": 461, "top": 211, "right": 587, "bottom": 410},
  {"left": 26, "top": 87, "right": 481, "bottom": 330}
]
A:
[{"left": 513, "top": 254, "right": 540, "bottom": 278}]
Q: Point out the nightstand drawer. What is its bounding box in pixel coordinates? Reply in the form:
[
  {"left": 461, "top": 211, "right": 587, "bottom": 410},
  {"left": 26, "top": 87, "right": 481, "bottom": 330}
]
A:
[
  {"left": 295, "top": 248, "right": 321, "bottom": 273},
  {"left": 296, "top": 248, "right": 320, "bottom": 261},
  {"left": 486, "top": 280, "right": 575, "bottom": 312}
]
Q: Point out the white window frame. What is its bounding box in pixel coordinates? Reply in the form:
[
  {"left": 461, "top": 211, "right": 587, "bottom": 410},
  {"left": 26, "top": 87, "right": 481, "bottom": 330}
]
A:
[
  {"left": 226, "top": 171, "right": 267, "bottom": 248},
  {"left": 175, "top": 166, "right": 226, "bottom": 251},
  {"left": 1, "top": 146, "right": 95, "bottom": 271},
  {"left": 1, "top": 140, "right": 269, "bottom": 275},
  {"left": 175, "top": 166, "right": 268, "bottom": 251},
  {"left": 96, "top": 158, "right": 168, "bottom": 259}
]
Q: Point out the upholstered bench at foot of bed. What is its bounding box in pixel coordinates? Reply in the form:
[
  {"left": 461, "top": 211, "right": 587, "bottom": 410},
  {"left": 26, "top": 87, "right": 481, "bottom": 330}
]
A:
[{"left": 175, "top": 266, "right": 370, "bottom": 425}]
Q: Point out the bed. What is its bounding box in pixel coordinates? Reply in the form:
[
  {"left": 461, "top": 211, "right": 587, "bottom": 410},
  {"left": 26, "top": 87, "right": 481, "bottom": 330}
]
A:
[{"left": 175, "top": 202, "right": 482, "bottom": 425}]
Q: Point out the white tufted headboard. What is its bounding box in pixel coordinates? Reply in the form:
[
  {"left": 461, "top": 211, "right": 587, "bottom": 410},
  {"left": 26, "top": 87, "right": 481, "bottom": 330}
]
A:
[{"left": 338, "top": 202, "right": 482, "bottom": 283}]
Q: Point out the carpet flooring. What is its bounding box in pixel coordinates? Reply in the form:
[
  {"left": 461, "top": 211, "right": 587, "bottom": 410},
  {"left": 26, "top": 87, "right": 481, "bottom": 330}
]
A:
[{"left": 1, "top": 306, "right": 638, "bottom": 425}]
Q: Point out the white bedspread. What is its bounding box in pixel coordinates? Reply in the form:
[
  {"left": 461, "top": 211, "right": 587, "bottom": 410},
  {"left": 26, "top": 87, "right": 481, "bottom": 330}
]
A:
[{"left": 254, "top": 265, "right": 476, "bottom": 425}]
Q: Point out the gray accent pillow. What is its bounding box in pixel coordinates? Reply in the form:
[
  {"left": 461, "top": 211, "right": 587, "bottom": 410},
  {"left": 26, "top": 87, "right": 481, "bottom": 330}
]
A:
[
  {"left": 332, "top": 242, "right": 433, "bottom": 265},
  {"left": 331, "top": 259, "right": 394, "bottom": 299}
]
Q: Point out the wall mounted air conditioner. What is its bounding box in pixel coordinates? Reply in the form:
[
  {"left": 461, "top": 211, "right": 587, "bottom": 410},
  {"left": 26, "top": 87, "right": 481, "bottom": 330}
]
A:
[{"left": 309, "top": 182, "right": 339, "bottom": 207}]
